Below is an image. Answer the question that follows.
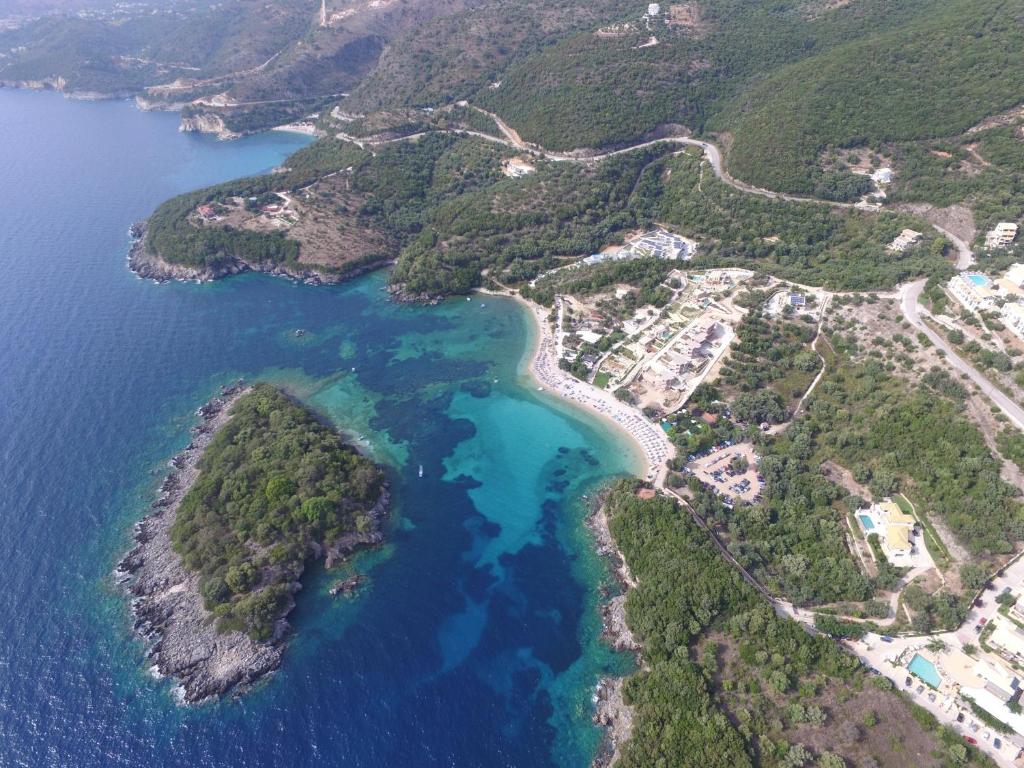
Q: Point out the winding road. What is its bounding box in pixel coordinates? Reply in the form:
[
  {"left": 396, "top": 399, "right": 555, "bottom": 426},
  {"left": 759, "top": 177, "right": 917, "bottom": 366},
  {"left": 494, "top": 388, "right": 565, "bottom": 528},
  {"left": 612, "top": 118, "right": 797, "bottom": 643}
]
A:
[{"left": 340, "top": 105, "right": 1024, "bottom": 434}]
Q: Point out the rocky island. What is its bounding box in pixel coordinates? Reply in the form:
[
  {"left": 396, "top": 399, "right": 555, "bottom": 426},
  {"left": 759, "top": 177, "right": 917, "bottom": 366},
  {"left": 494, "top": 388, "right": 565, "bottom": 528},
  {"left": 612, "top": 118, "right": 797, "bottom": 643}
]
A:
[{"left": 118, "top": 382, "right": 388, "bottom": 703}]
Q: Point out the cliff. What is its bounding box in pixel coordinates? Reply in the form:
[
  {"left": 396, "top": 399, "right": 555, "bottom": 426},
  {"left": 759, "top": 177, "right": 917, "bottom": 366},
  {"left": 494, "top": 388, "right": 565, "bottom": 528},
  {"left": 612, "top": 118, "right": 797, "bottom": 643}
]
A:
[{"left": 127, "top": 221, "right": 345, "bottom": 286}]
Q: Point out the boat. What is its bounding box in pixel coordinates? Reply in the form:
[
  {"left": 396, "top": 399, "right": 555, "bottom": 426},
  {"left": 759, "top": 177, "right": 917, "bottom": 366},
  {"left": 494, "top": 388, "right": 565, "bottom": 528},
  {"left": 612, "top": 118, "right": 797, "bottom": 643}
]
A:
[{"left": 418, "top": 464, "right": 424, "bottom": 478}]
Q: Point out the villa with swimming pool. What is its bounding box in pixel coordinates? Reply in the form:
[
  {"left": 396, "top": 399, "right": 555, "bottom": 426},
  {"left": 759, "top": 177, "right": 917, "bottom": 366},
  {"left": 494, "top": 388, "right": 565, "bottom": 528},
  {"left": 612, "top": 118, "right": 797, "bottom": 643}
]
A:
[
  {"left": 856, "top": 498, "right": 925, "bottom": 563},
  {"left": 948, "top": 263, "right": 1024, "bottom": 314}
]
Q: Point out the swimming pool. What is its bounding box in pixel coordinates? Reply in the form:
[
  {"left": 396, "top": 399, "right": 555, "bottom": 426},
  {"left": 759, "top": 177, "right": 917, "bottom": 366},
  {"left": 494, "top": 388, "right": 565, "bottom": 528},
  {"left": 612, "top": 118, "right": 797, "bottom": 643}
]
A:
[
  {"left": 908, "top": 654, "right": 942, "bottom": 688},
  {"left": 858, "top": 514, "right": 875, "bottom": 531},
  {"left": 968, "top": 274, "right": 989, "bottom": 287}
]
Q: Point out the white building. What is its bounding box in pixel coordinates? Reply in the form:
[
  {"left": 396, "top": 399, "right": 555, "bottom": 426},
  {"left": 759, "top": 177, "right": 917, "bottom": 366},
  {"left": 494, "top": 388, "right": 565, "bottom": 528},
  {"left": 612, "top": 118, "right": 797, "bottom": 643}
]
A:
[
  {"left": 1002, "top": 303, "right": 1024, "bottom": 341},
  {"left": 948, "top": 274, "right": 997, "bottom": 312},
  {"left": 858, "top": 498, "right": 916, "bottom": 561},
  {"left": 1004, "top": 263, "right": 1024, "bottom": 289},
  {"left": 985, "top": 222, "right": 1019, "bottom": 250},
  {"left": 871, "top": 167, "right": 894, "bottom": 184},
  {"left": 974, "top": 659, "right": 1022, "bottom": 702},
  {"left": 888, "top": 228, "right": 923, "bottom": 252},
  {"left": 647, "top": 3, "right": 660, "bottom": 15}
]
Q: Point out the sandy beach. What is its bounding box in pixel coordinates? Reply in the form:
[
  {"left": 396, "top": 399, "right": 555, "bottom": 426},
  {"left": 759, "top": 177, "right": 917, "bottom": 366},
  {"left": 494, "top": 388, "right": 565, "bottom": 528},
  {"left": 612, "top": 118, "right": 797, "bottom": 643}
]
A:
[{"left": 506, "top": 291, "right": 675, "bottom": 485}]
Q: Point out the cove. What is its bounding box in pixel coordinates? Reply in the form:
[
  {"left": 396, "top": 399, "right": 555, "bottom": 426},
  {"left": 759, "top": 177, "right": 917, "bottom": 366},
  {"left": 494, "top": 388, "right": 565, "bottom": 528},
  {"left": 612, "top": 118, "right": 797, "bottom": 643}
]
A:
[{"left": 0, "top": 89, "right": 638, "bottom": 766}]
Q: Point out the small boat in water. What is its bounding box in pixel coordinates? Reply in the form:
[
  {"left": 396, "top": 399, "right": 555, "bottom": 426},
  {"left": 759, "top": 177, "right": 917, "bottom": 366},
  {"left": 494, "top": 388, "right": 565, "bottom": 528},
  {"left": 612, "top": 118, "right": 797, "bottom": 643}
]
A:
[{"left": 418, "top": 464, "right": 424, "bottom": 478}]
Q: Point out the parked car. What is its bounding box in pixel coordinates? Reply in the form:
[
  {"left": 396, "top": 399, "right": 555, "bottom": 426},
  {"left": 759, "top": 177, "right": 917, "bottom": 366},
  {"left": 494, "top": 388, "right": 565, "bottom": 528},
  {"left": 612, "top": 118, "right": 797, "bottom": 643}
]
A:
[
  {"left": 905, "top": 677, "right": 913, "bottom": 687},
  {"left": 994, "top": 737, "right": 1002, "bottom": 749},
  {"left": 975, "top": 598, "right": 985, "bottom": 607},
  {"left": 956, "top": 712, "right": 965, "bottom": 723},
  {"left": 880, "top": 635, "right": 894, "bottom": 642},
  {"left": 916, "top": 685, "right": 925, "bottom": 694},
  {"left": 980, "top": 617, "right": 988, "bottom": 625},
  {"left": 964, "top": 736, "right": 977, "bottom": 745}
]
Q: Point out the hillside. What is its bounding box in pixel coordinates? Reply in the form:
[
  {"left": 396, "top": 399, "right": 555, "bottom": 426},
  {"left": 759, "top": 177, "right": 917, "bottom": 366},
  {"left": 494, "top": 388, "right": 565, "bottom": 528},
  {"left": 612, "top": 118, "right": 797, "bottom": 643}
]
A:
[
  {"left": 719, "top": 0, "right": 1024, "bottom": 199},
  {"left": 604, "top": 482, "right": 994, "bottom": 768},
  {"left": 135, "top": 132, "right": 943, "bottom": 296}
]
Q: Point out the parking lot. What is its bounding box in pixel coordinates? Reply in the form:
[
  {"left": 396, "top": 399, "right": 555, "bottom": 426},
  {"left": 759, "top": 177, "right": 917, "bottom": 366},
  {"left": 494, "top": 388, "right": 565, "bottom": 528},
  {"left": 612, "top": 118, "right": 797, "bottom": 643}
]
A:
[{"left": 686, "top": 443, "right": 763, "bottom": 504}]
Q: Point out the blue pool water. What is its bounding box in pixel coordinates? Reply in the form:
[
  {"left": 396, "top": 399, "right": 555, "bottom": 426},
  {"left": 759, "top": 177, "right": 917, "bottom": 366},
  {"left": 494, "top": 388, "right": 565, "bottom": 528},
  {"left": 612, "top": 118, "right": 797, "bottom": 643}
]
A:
[
  {"left": 968, "top": 274, "right": 989, "bottom": 286},
  {"left": 0, "top": 89, "right": 640, "bottom": 766},
  {"left": 858, "top": 514, "right": 876, "bottom": 531},
  {"left": 908, "top": 654, "right": 942, "bottom": 688}
]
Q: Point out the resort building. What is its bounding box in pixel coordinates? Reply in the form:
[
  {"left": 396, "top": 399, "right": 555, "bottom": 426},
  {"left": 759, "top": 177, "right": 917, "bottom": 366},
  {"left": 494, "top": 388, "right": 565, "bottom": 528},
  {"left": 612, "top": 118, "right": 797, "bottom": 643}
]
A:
[
  {"left": 888, "top": 228, "right": 923, "bottom": 252},
  {"left": 973, "top": 659, "right": 1022, "bottom": 703},
  {"left": 581, "top": 229, "right": 697, "bottom": 266},
  {"left": 858, "top": 498, "right": 917, "bottom": 561},
  {"left": 988, "top": 618, "right": 1024, "bottom": 666},
  {"left": 949, "top": 273, "right": 997, "bottom": 312},
  {"left": 1009, "top": 596, "right": 1024, "bottom": 626},
  {"left": 1002, "top": 303, "right": 1024, "bottom": 342},
  {"left": 985, "top": 222, "right": 1019, "bottom": 250}
]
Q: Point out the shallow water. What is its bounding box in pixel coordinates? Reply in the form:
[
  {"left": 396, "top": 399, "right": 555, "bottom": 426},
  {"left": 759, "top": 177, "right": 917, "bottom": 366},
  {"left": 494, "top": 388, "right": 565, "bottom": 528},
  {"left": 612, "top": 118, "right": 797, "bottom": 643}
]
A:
[{"left": 0, "top": 89, "right": 639, "bottom": 767}]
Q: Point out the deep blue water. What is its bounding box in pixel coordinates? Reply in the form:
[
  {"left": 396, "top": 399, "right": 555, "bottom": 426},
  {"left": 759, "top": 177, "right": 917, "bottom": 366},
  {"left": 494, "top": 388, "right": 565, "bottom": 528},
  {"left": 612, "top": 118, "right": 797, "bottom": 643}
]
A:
[{"left": 0, "top": 89, "right": 640, "bottom": 767}]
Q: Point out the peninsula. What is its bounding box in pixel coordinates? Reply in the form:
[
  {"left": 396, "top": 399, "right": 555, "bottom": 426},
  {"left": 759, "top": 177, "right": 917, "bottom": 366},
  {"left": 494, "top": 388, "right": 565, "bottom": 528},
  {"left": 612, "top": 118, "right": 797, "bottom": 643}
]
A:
[{"left": 118, "top": 382, "right": 388, "bottom": 703}]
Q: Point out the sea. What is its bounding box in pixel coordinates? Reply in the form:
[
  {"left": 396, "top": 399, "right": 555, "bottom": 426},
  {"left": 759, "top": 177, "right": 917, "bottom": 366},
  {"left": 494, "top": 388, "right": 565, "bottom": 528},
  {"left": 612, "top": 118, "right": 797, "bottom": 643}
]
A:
[{"left": 0, "top": 88, "right": 641, "bottom": 767}]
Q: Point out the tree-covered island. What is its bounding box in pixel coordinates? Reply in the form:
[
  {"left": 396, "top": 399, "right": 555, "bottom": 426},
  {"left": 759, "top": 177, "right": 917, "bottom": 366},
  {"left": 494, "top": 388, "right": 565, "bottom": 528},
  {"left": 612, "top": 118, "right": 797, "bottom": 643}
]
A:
[{"left": 119, "top": 382, "right": 387, "bottom": 702}]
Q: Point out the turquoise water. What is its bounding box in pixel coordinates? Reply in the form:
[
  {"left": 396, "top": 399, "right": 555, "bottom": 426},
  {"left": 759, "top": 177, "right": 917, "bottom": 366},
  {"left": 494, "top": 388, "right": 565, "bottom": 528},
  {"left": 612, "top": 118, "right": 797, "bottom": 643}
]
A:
[
  {"left": 858, "top": 514, "right": 876, "bottom": 531},
  {"left": 908, "top": 654, "right": 942, "bottom": 688},
  {"left": 0, "top": 90, "right": 640, "bottom": 766},
  {"left": 968, "top": 274, "right": 989, "bottom": 286}
]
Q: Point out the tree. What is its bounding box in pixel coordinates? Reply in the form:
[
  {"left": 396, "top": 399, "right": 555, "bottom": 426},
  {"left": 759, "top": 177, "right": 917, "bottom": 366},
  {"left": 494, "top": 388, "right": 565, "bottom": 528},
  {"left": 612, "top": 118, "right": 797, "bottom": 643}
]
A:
[
  {"left": 959, "top": 563, "right": 988, "bottom": 592},
  {"left": 265, "top": 475, "right": 297, "bottom": 507},
  {"left": 783, "top": 744, "right": 812, "bottom": 768},
  {"left": 817, "top": 754, "right": 846, "bottom": 768}
]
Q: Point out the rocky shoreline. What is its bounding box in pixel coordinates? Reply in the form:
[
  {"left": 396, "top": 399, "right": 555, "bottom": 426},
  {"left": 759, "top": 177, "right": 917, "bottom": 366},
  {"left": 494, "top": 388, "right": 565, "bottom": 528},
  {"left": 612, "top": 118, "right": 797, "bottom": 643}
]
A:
[
  {"left": 587, "top": 499, "right": 640, "bottom": 768},
  {"left": 116, "top": 381, "right": 391, "bottom": 704},
  {"left": 115, "top": 382, "right": 288, "bottom": 704},
  {"left": 126, "top": 221, "right": 373, "bottom": 286}
]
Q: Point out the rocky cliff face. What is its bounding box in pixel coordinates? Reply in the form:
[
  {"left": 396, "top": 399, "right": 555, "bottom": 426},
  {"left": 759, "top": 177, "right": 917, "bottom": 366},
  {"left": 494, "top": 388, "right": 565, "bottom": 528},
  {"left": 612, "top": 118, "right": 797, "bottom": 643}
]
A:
[
  {"left": 127, "top": 221, "right": 341, "bottom": 285},
  {"left": 179, "top": 112, "right": 240, "bottom": 140}
]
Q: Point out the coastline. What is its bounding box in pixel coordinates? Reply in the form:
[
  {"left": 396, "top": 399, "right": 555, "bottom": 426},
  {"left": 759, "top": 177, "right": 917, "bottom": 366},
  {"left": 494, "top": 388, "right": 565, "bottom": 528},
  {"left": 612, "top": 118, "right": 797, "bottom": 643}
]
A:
[
  {"left": 126, "top": 221, "right": 388, "bottom": 286},
  {"left": 115, "top": 380, "right": 392, "bottom": 704},
  {"left": 500, "top": 288, "right": 675, "bottom": 485},
  {"left": 587, "top": 498, "right": 640, "bottom": 768},
  {"left": 115, "top": 382, "right": 286, "bottom": 704}
]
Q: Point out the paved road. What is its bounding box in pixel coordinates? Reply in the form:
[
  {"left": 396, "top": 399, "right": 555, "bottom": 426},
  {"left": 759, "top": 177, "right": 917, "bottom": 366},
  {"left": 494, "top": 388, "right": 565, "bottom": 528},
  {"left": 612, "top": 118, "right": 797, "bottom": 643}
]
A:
[{"left": 901, "top": 279, "right": 1024, "bottom": 429}]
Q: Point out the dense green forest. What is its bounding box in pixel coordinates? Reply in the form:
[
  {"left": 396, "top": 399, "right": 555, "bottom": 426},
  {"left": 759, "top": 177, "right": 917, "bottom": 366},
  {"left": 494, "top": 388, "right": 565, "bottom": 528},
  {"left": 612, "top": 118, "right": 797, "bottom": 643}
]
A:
[
  {"left": 606, "top": 483, "right": 991, "bottom": 767},
  {"left": 170, "top": 384, "right": 384, "bottom": 641},
  {"left": 720, "top": 0, "right": 1024, "bottom": 198}
]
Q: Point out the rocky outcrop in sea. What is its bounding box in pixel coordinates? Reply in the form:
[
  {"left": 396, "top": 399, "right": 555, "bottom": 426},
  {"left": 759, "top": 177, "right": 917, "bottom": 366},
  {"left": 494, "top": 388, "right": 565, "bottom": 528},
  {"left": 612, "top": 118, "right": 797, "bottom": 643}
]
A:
[
  {"left": 116, "top": 382, "right": 391, "bottom": 703},
  {"left": 116, "top": 382, "right": 288, "bottom": 703},
  {"left": 126, "top": 221, "right": 345, "bottom": 286}
]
